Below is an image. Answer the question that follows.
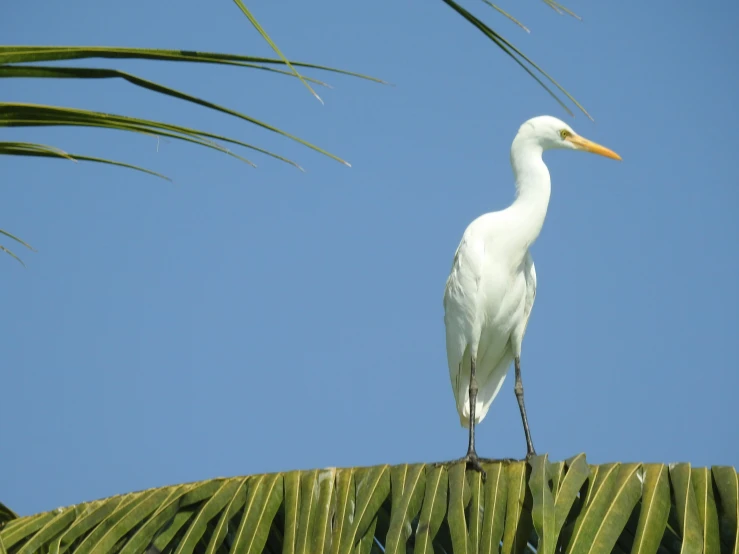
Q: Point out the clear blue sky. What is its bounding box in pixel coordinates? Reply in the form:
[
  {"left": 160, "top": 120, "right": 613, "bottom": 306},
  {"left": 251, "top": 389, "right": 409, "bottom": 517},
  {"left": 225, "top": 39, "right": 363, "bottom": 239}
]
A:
[{"left": 2, "top": 0, "right": 738, "bottom": 517}]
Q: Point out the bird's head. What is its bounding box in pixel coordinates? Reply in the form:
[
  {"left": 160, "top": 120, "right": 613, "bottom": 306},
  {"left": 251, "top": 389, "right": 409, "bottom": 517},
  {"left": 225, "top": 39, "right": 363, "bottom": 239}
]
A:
[{"left": 515, "top": 115, "right": 621, "bottom": 160}]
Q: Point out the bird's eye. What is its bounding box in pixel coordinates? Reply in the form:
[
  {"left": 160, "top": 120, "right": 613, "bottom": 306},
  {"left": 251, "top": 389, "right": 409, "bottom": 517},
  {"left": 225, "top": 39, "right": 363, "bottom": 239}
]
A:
[{"left": 559, "top": 129, "right": 571, "bottom": 139}]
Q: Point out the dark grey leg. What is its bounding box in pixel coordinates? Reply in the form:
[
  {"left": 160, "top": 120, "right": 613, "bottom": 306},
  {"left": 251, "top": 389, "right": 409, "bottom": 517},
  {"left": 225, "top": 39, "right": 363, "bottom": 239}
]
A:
[
  {"left": 465, "top": 357, "right": 485, "bottom": 476},
  {"left": 514, "top": 356, "right": 536, "bottom": 458}
]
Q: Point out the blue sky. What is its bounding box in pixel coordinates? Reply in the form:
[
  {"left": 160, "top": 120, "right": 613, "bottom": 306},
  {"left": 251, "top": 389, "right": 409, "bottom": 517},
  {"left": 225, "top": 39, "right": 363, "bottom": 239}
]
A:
[{"left": 2, "top": 0, "right": 738, "bottom": 517}]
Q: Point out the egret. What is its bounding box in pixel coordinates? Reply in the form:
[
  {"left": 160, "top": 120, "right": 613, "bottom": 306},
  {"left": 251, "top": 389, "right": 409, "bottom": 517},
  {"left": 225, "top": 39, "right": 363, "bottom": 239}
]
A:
[{"left": 443, "top": 115, "right": 621, "bottom": 471}]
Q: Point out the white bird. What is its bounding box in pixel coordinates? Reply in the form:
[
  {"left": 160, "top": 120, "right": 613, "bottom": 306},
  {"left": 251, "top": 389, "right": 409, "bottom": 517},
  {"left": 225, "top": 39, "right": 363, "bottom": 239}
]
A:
[{"left": 443, "top": 115, "right": 621, "bottom": 469}]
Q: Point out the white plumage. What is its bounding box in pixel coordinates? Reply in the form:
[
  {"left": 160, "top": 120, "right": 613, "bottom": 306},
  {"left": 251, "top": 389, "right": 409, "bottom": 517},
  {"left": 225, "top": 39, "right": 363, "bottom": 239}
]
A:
[
  {"left": 444, "top": 236, "right": 536, "bottom": 427},
  {"left": 443, "top": 115, "right": 621, "bottom": 460}
]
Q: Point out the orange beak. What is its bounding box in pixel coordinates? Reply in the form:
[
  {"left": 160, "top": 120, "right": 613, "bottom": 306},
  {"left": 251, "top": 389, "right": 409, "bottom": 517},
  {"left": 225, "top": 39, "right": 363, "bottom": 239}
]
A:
[{"left": 566, "top": 135, "right": 622, "bottom": 161}]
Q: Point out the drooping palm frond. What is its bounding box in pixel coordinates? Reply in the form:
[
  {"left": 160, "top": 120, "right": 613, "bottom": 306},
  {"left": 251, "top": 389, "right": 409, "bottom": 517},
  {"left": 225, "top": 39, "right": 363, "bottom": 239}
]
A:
[
  {"left": 539, "top": 0, "right": 581, "bottom": 20},
  {"left": 0, "top": 502, "right": 18, "bottom": 527},
  {"left": 0, "top": 38, "right": 383, "bottom": 266},
  {"left": 442, "top": 0, "right": 592, "bottom": 120},
  {"left": 230, "top": 0, "right": 324, "bottom": 104},
  {"left": 2, "top": 0, "right": 594, "bottom": 268},
  {"left": 0, "top": 47, "right": 384, "bottom": 175},
  {"left": 481, "top": 1, "right": 531, "bottom": 34},
  {"left": 0, "top": 228, "right": 36, "bottom": 267},
  {"left": 0, "top": 141, "right": 170, "bottom": 180},
  {"left": 0, "top": 47, "right": 388, "bottom": 84},
  {"left": 0, "top": 2, "right": 384, "bottom": 183},
  {"left": 2, "top": 456, "right": 737, "bottom": 554}
]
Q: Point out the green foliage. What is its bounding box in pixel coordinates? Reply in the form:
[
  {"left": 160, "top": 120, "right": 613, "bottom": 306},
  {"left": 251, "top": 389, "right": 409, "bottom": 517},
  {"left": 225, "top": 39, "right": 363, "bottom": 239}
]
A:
[
  {"left": 0, "top": 46, "right": 382, "bottom": 173},
  {"left": 2, "top": 456, "right": 738, "bottom": 553},
  {"left": 0, "top": 5, "right": 382, "bottom": 265},
  {"left": 1, "top": 0, "right": 592, "bottom": 267}
]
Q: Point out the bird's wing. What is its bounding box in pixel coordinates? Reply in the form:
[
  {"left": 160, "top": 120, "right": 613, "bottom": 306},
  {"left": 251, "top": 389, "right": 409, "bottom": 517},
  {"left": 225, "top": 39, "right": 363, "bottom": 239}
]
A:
[
  {"left": 443, "top": 232, "right": 486, "bottom": 403},
  {"left": 522, "top": 251, "right": 537, "bottom": 333}
]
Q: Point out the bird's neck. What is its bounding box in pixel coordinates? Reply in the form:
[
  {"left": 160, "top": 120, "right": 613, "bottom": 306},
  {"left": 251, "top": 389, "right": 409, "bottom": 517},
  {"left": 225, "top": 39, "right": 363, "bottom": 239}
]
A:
[{"left": 507, "top": 139, "right": 552, "bottom": 250}]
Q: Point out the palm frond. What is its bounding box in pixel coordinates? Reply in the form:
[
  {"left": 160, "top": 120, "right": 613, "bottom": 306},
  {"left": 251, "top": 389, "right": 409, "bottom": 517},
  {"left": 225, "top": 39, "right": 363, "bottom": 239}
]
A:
[
  {"left": 0, "top": 227, "right": 35, "bottom": 267},
  {"left": 0, "top": 102, "right": 326, "bottom": 170},
  {"left": 230, "top": 0, "right": 323, "bottom": 103},
  {"left": 0, "top": 46, "right": 388, "bottom": 84},
  {"left": 3, "top": 457, "right": 736, "bottom": 554},
  {"left": 443, "top": 0, "right": 592, "bottom": 119},
  {"left": 0, "top": 141, "right": 170, "bottom": 180},
  {"left": 540, "top": 0, "right": 582, "bottom": 20},
  {"left": 0, "top": 45, "right": 384, "bottom": 184},
  {"left": 0, "top": 61, "right": 352, "bottom": 168},
  {"left": 0, "top": 502, "right": 18, "bottom": 527},
  {"left": 481, "top": 1, "right": 530, "bottom": 33}
]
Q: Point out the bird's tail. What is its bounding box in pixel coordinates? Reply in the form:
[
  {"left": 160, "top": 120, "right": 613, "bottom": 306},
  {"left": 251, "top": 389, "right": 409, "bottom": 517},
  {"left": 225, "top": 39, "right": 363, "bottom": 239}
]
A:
[
  {"left": 456, "top": 347, "right": 480, "bottom": 429},
  {"left": 456, "top": 348, "right": 511, "bottom": 429}
]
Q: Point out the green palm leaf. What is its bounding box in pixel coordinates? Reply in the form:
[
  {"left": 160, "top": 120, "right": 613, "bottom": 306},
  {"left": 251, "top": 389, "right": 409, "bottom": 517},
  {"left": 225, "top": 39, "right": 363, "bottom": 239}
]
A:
[
  {"left": 413, "top": 464, "right": 447, "bottom": 554},
  {"left": 0, "top": 141, "right": 170, "bottom": 180},
  {"left": 480, "top": 462, "right": 508, "bottom": 554},
  {"left": 631, "top": 464, "right": 671, "bottom": 554},
  {"left": 0, "top": 46, "right": 387, "bottom": 84},
  {"left": 713, "top": 466, "right": 739, "bottom": 554},
  {"left": 530, "top": 454, "right": 555, "bottom": 554},
  {"left": 0, "top": 503, "right": 17, "bottom": 527},
  {"left": 481, "top": 1, "right": 531, "bottom": 33},
  {"left": 502, "top": 461, "right": 532, "bottom": 554},
  {"left": 0, "top": 227, "right": 36, "bottom": 267},
  {"left": 230, "top": 0, "right": 323, "bottom": 104},
  {"left": 385, "top": 464, "right": 425, "bottom": 554}
]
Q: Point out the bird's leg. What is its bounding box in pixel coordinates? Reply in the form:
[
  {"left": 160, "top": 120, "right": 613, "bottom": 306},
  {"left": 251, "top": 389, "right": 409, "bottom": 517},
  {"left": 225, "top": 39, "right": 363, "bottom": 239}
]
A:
[
  {"left": 465, "top": 357, "right": 486, "bottom": 477},
  {"left": 514, "top": 356, "right": 536, "bottom": 459}
]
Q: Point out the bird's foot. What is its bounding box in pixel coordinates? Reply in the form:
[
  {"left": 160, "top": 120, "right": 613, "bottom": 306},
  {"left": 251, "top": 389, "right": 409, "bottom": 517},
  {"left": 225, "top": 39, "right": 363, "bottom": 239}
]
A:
[
  {"left": 466, "top": 453, "right": 486, "bottom": 480},
  {"left": 525, "top": 448, "right": 537, "bottom": 462},
  {"left": 435, "top": 454, "right": 525, "bottom": 475},
  {"left": 458, "top": 451, "right": 487, "bottom": 481},
  {"left": 434, "top": 452, "right": 488, "bottom": 480}
]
